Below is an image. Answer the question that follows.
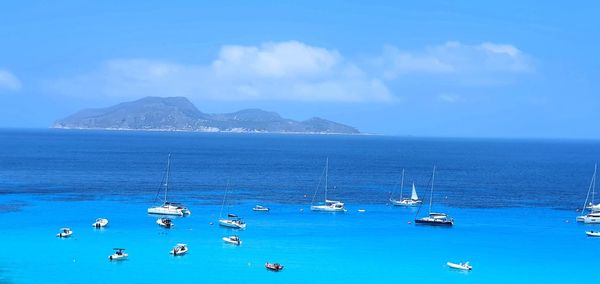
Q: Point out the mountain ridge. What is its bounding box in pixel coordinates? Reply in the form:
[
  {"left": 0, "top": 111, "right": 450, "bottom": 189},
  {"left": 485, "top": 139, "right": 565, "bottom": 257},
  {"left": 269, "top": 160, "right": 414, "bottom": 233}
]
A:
[{"left": 53, "top": 96, "right": 360, "bottom": 134}]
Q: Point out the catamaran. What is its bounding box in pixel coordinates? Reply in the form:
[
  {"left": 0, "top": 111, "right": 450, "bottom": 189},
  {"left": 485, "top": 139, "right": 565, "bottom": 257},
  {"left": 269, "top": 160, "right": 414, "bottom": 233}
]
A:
[
  {"left": 218, "top": 183, "right": 246, "bottom": 229},
  {"left": 147, "top": 154, "right": 191, "bottom": 216},
  {"left": 415, "top": 166, "right": 453, "bottom": 226},
  {"left": 390, "top": 169, "right": 422, "bottom": 206},
  {"left": 310, "top": 158, "right": 346, "bottom": 212},
  {"left": 577, "top": 164, "right": 598, "bottom": 222}
]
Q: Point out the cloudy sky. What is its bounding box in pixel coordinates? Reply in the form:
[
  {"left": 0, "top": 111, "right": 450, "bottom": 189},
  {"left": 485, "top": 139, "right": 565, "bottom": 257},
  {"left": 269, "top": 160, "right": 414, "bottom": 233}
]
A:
[{"left": 1, "top": 1, "right": 598, "bottom": 138}]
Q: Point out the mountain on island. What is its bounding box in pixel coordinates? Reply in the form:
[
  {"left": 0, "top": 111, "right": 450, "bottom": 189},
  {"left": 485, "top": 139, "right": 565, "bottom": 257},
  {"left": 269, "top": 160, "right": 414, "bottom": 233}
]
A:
[{"left": 53, "top": 96, "right": 360, "bottom": 134}]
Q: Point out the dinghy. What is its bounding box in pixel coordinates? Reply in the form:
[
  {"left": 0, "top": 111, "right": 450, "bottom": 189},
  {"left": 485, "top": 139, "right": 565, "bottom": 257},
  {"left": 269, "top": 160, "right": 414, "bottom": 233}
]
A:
[
  {"left": 170, "top": 244, "right": 188, "bottom": 256},
  {"left": 586, "top": 231, "right": 600, "bottom": 237},
  {"left": 253, "top": 205, "right": 270, "bottom": 212},
  {"left": 222, "top": 235, "right": 242, "bottom": 245},
  {"left": 265, "top": 262, "right": 284, "bottom": 272},
  {"left": 56, "top": 228, "right": 72, "bottom": 238},
  {"left": 447, "top": 261, "right": 472, "bottom": 270},
  {"left": 157, "top": 218, "right": 174, "bottom": 228},
  {"left": 92, "top": 218, "right": 109, "bottom": 228},
  {"left": 108, "top": 248, "right": 128, "bottom": 261}
]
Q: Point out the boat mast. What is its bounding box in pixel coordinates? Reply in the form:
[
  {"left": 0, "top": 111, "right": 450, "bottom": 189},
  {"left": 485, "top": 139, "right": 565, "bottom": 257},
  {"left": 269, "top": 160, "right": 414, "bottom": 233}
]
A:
[
  {"left": 429, "top": 166, "right": 436, "bottom": 214},
  {"left": 220, "top": 181, "right": 229, "bottom": 218},
  {"left": 164, "top": 153, "right": 171, "bottom": 203},
  {"left": 592, "top": 164, "right": 597, "bottom": 205},
  {"left": 325, "top": 157, "right": 329, "bottom": 201},
  {"left": 399, "top": 169, "right": 405, "bottom": 199}
]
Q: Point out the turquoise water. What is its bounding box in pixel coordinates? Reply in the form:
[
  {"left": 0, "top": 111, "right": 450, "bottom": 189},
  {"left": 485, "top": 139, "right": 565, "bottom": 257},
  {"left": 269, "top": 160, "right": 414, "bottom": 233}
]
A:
[{"left": 0, "top": 129, "right": 599, "bottom": 283}]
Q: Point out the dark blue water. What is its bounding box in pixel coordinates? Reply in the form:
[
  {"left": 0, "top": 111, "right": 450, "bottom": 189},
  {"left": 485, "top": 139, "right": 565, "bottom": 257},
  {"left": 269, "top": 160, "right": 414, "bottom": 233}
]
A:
[
  {"left": 1, "top": 129, "right": 599, "bottom": 209},
  {"left": 1, "top": 129, "right": 600, "bottom": 283}
]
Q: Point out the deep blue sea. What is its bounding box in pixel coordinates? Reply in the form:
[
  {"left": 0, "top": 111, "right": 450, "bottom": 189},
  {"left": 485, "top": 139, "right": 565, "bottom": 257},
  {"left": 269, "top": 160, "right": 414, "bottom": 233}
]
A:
[{"left": 1, "top": 129, "right": 599, "bottom": 283}]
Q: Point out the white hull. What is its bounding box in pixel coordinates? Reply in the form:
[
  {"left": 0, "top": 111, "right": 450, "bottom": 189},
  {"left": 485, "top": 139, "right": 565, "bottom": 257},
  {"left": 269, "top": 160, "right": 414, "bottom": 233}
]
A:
[
  {"left": 108, "top": 254, "right": 128, "bottom": 261},
  {"left": 218, "top": 219, "right": 246, "bottom": 229},
  {"left": 390, "top": 198, "right": 422, "bottom": 206},
  {"left": 310, "top": 205, "right": 346, "bottom": 212},
  {"left": 157, "top": 218, "right": 174, "bottom": 228},
  {"left": 577, "top": 215, "right": 586, "bottom": 222},
  {"left": 222, "top": 237, "right": 242, "bottom": 245},
  {"left": 148, "top": 206, "right": 190, "bottom": 216},
  {"left": 57, "top": 232, "right": 72, "bottom": 238},
  {"left": 586, "top": 231, "right": 600, "bottom": 237},
  {"left": 584, "top": 217, "right": 600, "bottom": 224},
  {"left": 170, "top": 247, "right": 188, "bottom": 256},
  {"left": 92, "top": 218, "right": 109, "bottom": 228},
  {"left": 447, "top": 262, "right": 472, "bottom": 270}
]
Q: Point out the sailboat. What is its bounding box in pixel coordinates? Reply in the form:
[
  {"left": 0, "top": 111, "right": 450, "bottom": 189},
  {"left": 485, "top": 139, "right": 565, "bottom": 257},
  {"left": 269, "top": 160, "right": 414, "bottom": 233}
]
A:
[
  {"left": 147, "top": 154, "right": 191, "bottom": 216},
  {"left": 218, "top": 182, "right": 246, "bottom": 229},
  {"left": 310, "top": 158, "right": 346, "bottom": 212},
  {"left": 390, "top": 169, "right": 422, "bottom": 206},
  {"left": 578, "top": 164, "right": 600, "bottom": 223},
  {"left": 414, "top": 166, "right": 453, "bottom": 226}
]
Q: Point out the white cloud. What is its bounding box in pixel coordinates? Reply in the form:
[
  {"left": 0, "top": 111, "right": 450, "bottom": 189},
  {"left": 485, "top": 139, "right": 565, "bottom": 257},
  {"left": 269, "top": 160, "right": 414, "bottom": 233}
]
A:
[
  {"left": 45, "top": 40, "right": 532, "bottom": 103},
  {"left": 47, "top": 41, "right": 393, "bottom": 103},
  {"left": 0, "top": 69, "right": 22, "bottom": 91},
  {"left": 375, "top": 41, "right": 533, "bottom": 83}
]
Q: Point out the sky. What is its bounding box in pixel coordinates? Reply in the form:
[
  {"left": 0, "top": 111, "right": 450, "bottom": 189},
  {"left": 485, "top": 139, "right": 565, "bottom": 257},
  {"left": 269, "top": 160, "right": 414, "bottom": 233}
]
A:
[{"left": 0, "top": 1, "right": 599, "bottom": 138}]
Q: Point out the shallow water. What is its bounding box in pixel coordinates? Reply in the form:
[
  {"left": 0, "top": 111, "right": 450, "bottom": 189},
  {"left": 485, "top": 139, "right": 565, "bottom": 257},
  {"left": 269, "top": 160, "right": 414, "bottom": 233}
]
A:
[{"left": 0, "top": 129, "right": 599, "bottom": 283}]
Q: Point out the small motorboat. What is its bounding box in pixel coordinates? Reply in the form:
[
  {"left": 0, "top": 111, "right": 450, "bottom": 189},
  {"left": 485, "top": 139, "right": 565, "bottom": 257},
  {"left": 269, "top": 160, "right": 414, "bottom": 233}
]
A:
[
  {"left": 447, "top": 261, "right": 472, "bottom": 271},
  {"left": 56, "top": 228, "right": 73, "bottom": 238},
  {"left": 586, "top": 231, "right": 600, "bottom": 237},
  {"left": 222, "top": 235, "right": 242, "bottom": 245},
  {"left": 92, "top": 218, "right": 109, "bottom": 228},
  {"left": 108, "top": 248, "right": 128, "bottom": 261},
  {"left": 170, "top": 243, "right": 188, "bottom": 256},
  {"left": 265, "top": 262, "right": 284, "bottom": 272},
  {"left": 157, "top": 218, "right": 174, "bottom": 228},
  {"left": 253, "top": 205, "right": 270, "bottom": 212}
]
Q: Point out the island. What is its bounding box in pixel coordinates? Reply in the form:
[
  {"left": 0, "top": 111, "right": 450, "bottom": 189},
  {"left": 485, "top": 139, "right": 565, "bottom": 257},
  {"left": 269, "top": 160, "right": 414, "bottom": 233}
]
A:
[{"left": 53, "top": 96, "right": 360, "bottom": 134}]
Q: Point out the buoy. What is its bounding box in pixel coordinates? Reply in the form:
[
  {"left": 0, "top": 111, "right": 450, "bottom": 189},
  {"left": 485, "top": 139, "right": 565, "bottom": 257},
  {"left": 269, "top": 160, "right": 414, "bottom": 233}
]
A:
[{"left": 407, "top": 221, "right": 412, "bottom": 224}]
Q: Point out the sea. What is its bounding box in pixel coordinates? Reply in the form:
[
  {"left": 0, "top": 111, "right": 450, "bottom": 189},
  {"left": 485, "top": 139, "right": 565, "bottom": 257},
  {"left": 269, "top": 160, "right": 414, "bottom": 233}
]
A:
[{"left": 0, "top": 129, "right": 599, "bottom": 283}]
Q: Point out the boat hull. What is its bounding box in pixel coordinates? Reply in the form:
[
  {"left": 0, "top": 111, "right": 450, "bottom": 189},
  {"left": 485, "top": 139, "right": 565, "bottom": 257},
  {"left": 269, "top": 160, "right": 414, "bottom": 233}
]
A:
[
  {"left": 447, "top": 262, "right": 472, "bottom": 270},
  {"left": 583, "top": 217, "right": 600, "bottom": 224},
  {"left": 218, "top": 219, "right": 246, "bottom": 229},
  {"left": 390, "top": 199, "right": 422, "bottom": 207},
  {"left": 170, "top": 248, "right": 188, "bottom": 256},
  {"left": 148, "top": 207, "right": 185, "bottom": 216},
  {"left": 415, "top": 218, "right": 454, "bottom": 226},
  {"left": 222, "top": 237, "right": 242, "bottom": 245},
  {"left": 310, "top": 205, "right": 346, "bottom": 212},
  {"left": 108, "top": 254, "right": 128, "bottom": 261},
  {"left": 92, "top": 218, "right": 109, "bottom": 228},
  {"left": 586, "top": 231, "right": 600, "bottom": 237}
]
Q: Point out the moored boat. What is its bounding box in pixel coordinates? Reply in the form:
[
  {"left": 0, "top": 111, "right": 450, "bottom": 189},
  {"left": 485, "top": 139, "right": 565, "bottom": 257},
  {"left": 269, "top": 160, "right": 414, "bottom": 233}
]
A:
[
  {"left": 56, "top": 228, "right": 72, "bottom": 238},
  {"left": 265, "top": 262, "right": 284, "bottom": 272},
  {"left": 218, "top": 215, "right": 246, "bottom": 229},
  {"left": 92, "top": 218, "right": 109, "bottom": 228},
  {"left": 447, "top": 261, "right": 472, "bottom": 270},
  {"left": 310, "top": 158, "right": 346, "bottom": 212},
  {"left": 582, "top": 213, "right": 600, "bottom": 224},
  {"left": 147, "top": 154, "right": 191, "bottom": 216},
  {"left": 108, "top": 248, "right": 128, "bottom": 261},
  {"left": 415, "top": 166, "right": 454, "bottom": 226},
  {"left": 586, "top": 231, "right": 600, "bottom": 237},
  {"left": 222, "top": 235, "right": 242, "bottom": 245},
  {"left": 157, "top": 218, "right": 174, "bottom": 228},
  {"left": 253, "top": 205, "right": 270, "bottom": 212},
  {"left": 577, "top": 164, "right": 597, "bottom": 222},
  {"left": 390, "top": 169, "right": 422, "bottom": 207},
  {"left": 170, "top": 244, "right": 188, "bottom": 256}
]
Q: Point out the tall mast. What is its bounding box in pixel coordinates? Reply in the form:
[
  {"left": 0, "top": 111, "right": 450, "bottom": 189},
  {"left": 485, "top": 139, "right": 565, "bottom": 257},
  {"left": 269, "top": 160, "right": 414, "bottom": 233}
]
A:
[
  {"left": 429, "top": 166, "right": 436, "bottom": 214},
  {"left": 325, "top": 157, "right": 329, "bottom": 201},
  {"left": 592, "top": 163, "right": 597, "bottom": 205},
  {"left": 165, "top": 153, "right": 171, "bottom": 202},
  {"left": 400, "top": 169, "right": 405, "bottom": 199},
  {"left": 220, "top": 180, "right": 229, "bottom": 218}
]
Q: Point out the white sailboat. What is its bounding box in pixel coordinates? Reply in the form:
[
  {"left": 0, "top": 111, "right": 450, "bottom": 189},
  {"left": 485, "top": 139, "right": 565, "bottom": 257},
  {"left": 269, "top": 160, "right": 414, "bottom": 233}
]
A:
[
  {"left": 147, "top": 154, "right": 191, "bottom": 216},
  {"left": 414, "top": 166, "right": 453, "bottom": 226},
  {"left": 390, "top": 169, "right": 422, "bottom": 206},
  {"left": 218, "top": 183, "right": 246, "bottom": 229},
  {"left": 577, "top": 164, "right": 598, "bottom": 222},
  {"left": 310, "top": 158, "right": 346, "bottom": 212}
]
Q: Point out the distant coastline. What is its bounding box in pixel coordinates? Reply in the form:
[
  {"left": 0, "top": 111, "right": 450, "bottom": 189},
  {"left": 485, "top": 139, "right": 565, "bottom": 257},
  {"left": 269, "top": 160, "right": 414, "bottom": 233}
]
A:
[
  {"left": 53, "top": 96, "right": 361, "bottom": 135},
  {"left": 51, "top": 125, "right": 371, "bottom": 135}
]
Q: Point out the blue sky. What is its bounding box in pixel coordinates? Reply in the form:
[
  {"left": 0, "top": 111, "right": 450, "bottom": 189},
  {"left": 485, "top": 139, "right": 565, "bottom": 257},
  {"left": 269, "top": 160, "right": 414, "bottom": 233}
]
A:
[{"left": 0, "top": 1, "right": 599, "bottom": 138}]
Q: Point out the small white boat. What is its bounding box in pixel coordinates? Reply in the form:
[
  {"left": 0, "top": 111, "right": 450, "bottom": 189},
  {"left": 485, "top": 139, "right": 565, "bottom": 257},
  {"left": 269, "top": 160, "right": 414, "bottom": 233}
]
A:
[
  {"left": 447, "top": 261, "right": 472, "bottom": 271},
  {"left": 357, "top": 209, "right": 366, "bottom": 213},
  {"left": 586, "top": 231, "right": 600, "bottom": 237},
  {"left": 157, "top": 218, "right": 174, "bottom": 228},
  {"left": 222, "top": 235, "right": 242, "bottom": 245},
  {"left": 253, "top": 205, "right": 270, "bottom": 212},
  {"left": 108, "top": 248, "right": 128, "bottom": 261},
  {"left": 92, "top": 218, "right": 109, "bottom": 228},
  {"left": 218, "top": 217, "right": 246, "bottom": 229},
  {"left": 170, "top": 243, "right": 188, "bottom": 255},
  {"left": 56, "top": 228, "right": 72, "bottom": 238}
]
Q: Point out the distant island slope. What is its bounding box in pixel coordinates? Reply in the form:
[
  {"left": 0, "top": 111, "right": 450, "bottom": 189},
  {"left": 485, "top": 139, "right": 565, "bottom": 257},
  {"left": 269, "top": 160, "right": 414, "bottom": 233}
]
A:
[{"left": 53, "top": 96, "right": 360, "bottom": 134}]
